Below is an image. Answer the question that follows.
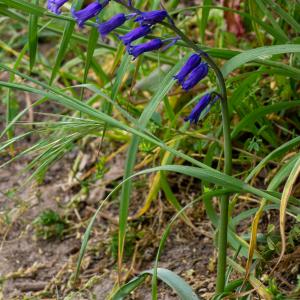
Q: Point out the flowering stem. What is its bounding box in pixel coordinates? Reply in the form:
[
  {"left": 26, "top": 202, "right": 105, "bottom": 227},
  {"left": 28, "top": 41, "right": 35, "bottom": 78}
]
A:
[
  {"left": 113, "top": 0, "right": 232, "bottom": 294},
  {"left": 160, "top": 21, "right": 233, "bottom": 295}
]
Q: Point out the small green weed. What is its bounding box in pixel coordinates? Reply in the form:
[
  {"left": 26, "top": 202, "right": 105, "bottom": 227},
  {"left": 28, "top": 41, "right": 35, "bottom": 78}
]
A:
[{"left": 33, "top": 209, "right": 67, "bottom": 240}]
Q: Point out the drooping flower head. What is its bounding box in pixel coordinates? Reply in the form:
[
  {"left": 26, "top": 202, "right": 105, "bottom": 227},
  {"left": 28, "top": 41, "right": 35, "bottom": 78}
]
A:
[
  {"left": 47, "top": 0, "right": 68, "bottom": 15},
  {"left": 98, "top": 13, "right": 127, "bottom": 38},
  {"left": 135, "top": 10, "right": 168, "bottom": 25},
  {"left": 182, "top": 62, "right": 209, "bottom": 91},
  {"left": 127, "top": 38, "right": 163, "bottom": 59},
  {"left": 185, "top": 93, "right": 219, "bottom": 124},
  {"left": 72, "top": 0, "right": 109, "bottom": 28},
  {"left": 174, "top": 54, "right": 201, "bottom": 84},
  {"left": 119, "top": 25, "right": 151, "bottom": 45}
]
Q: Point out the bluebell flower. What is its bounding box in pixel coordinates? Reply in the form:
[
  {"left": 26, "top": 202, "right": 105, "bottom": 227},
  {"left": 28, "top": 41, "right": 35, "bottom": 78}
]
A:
[
  {"left": 127, "top": 38, "right": 163, "bottom": 59},
  {"left": 185, "top": 93, "right": 219, "bottom": 123},
  {"left": 47, "top": 0, "right": 68, "bottom": 15},
  {"left": 119, "top": 25, "right": 151, "bottom": 45},
  {"left": 135, "top": 10, "right": 168, "bottom": 25},
  {"left": 181, "top": 63, "right": 209, "bottom": 91},
  {"left": 71, "top": 1, "right": 109, "bottom": 28},
  {"left": 174, "top": 54, "right": 201, "bottom": 84},
  {"left": 98, "top": 13, "right": 127, "bottom": 38}
]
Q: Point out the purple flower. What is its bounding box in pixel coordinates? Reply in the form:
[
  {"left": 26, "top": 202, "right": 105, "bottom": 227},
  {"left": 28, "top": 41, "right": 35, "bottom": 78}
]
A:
[
  {"left": 135, "top": 10, "right": 168, "bottom": 25},
  {"left": 119, "top": 25, "right": 151, "bottom": 45},
  {"left": 71, "top": 1, "right": 109, "bottom": 28},
  {"left": 185, "top": 93, "right": 218, "bottom": 123},
  {"left": 127, "top": 38, "right": 163, "bottom": 59},
  {"left": 98, "top": 13, "right": 127, "bottom": 38},
  {"left": 181, "top": 63, "right": 209, "bottom": 91},
  {"left": 47, "top": 0, "right": 68, "bottom": 15},
  {"left": 174, "top": 54, "right": 201, "bottom": 84}
]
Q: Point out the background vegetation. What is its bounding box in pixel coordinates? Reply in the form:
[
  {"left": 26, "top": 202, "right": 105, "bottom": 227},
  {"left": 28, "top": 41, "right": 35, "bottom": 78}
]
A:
[{"left": 0, "top": 0, "right": 299, "bottom": 299}]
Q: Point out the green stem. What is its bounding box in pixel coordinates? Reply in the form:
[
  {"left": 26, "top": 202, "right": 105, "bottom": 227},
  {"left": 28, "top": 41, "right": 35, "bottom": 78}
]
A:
[
  {"left": 113, "top": 0, "right": 233, "bottom": 293},
  {"left": 165, "top": 22, "right": 232, "bottom": 294}
]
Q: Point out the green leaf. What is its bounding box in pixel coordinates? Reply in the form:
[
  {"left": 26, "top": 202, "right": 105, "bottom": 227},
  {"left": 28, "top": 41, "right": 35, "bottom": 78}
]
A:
[
  {"left": 231, "top": 100, "right": 300, "bottom": 139},
  {"left": 246, "top": 136, "right": 300, "bottom": 183},
  {"left": 50, "top": 21, "right": 75, "bottom": 84},
  {"left": 28, "top": 0, "right": 39, "bottom": 72},
  {"left": 150, "top": 0, "right": 161, "bottom": 10},
  {"left": 254, "top": 0, "right": 288, "bottom": 43},
  {"left": 49, "top": 0, "right": 84, "bottom": 84},
  {"left": 222, "top": 44, "right": 300, "bottom": 77},
  {"left": 173, "top": 5, "right": 288, "bottom": 44},
  {"left": 248, "top": 0, "right": 264, "bottom": 46},
  {"left": 268, "top": 154, "right": 300, "bottom": 191},
  {"left": 118, "top": 55, "right": 188, "bottom": 270},
  {"left": 2, "top": 0, "right": 43, "bottom": 15},
  {"left": 112, "top": 268, "right": 200, "bottom": 300},
  {"left": 263, "top": 0, "right": 300, "bottom": 33},
  {"left": 82, "top": 26, "right": 99, "bottom": 85},
  {"left": 200, "top": 0, "right": 212, "bottom": 43}
]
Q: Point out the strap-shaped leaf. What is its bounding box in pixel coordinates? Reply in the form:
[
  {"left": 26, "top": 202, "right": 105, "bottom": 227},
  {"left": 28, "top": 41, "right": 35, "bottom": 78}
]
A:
[
  {"left": 28, "top": 0, "right": 39, "bottom": 72},
  {"left": 2, "top": 0, "right": 43, "bottom": 15},
  {"left": 222, "top": 44, "right": 300, "bottom": 77},
  {"left": 112, "top": 268, "right": 200, "bottom": 300}
]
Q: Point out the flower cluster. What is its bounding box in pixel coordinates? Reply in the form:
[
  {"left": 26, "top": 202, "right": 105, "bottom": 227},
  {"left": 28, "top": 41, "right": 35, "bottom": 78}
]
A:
[
  {"left": 47, "top": 0, "right": 219, "bottom": 124},
  {"left": 173, "top": 53, "right": 219, "bottom": 122}
]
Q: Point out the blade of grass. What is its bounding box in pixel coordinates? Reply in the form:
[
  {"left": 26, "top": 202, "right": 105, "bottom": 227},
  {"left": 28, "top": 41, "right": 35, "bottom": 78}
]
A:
[
  {"left": 70, "top": 160, "right": 287, "bottom": 279},
  {"left": 246, "top": 136, "right": 300, "bottom": 183},
  {"left": 172, "top": 5, "right": 288, "bottom": 43},
  {"left": 200, "top": 0, "right": 212, "bottom": 44},
  {"left": 2, "top": 0, "right": 44, "bottom": 15},
  {"left": 254, "top": 0, "right": 289, "bottom": 43},
  {"left": 227, "top": 258, "right": 272, "bottom": 300},
  {"left": 231, "top": 101, "right": 300, "bottom": 139},
  {"left": 150, "top": 0, "right": 161, "bottom": 10},
  {"left": 49, "top": 0, "right": 84, "bottom": 84},
  {"left": 4, "top": 18, "right": 51, "bottom": 152},
  {"left": 50, "top": 21, "right": 75, "bottom": 84},
  {"left": 117, "top": 55, "right": 188, "bottom": 278},
  {"left": 0, "top": 78, "right": 289, "bottom": 209},
  {"left": 272, "top": 157, "right": 300, "bottom": 273},
  {"left": 244, "top": 152, "right": 300, "bottom": 285},
  {"left": 221, "top": 44, "right": 300, "bottom": 77},
  {"left": 248, "top": 0, "right": 264, "bottom": 46},
  {"left": 268, "top": 154, "right": 300, "bottom": 192},
  {"left": 151, "top": 190, "right": 227, "bottom": 299},
  {"left": 264, "top": 0, "right": 300, "bottom": 33},
  {"left": 112, "top": 268, "right": 200, "bottom": 300},
  {"left": 28, "top": 0, "right": 39, "bottom": 72},
  {"left": 78, "top": 26, "right": 99, "bottom": 121},
  {"left": 5, "top": 45, "right": 28, "bottom": 153}
]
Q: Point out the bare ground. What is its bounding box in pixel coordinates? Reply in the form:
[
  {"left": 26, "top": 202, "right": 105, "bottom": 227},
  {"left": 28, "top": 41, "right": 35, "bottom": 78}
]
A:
[{"left": 0, "top": 102, "right": 216, "bottom": 299}]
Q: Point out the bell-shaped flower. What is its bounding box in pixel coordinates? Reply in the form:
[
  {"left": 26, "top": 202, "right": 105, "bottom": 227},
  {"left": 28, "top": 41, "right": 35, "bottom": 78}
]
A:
[
  {"left": 119, "top": 25, "right": 151, "bottom": 45},
  {"left": 185, "top": 93, "right": 219, "bottom": 123},
  {"left": 47, "top": 0, "right": 68, "bottom": 15},
  {"left": 72, "top": 1, "right": 109, "bottom": 28},
  {"left": 135, "top": 10, "right": 168, "bottom": 25},
  {"left": 174, "top": 54, "right": 201, "bottom": 84},
  {"left": 181, "top": 63, "right": 209, "bottom": 91},
  {"left": 98, "top": 13, "right": 127, "bottom": 38},
  {"left": 127, "top": 38, "right": 163, "bottom": 59}
]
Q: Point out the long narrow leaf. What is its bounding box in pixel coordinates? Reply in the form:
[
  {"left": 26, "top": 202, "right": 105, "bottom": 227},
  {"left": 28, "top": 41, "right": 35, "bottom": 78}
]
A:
[
  {"left": 28, "top": 0, "right": 39, "bottom": 72},
  {"left": 112, "top": 268, "right": 200, "bottom": 300},
  {"left": 222, "top": 44, "right": 300, "bottom": 77}
]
